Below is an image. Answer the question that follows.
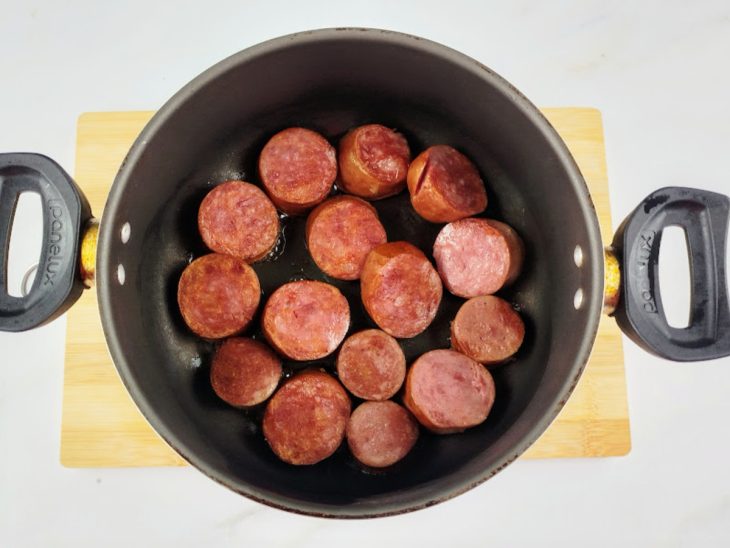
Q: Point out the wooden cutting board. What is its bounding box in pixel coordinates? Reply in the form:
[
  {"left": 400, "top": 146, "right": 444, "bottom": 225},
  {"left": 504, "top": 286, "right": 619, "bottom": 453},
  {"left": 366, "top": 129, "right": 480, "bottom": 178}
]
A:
[{"left": 60, "top": 108, "right": 630, "bottom": 467}]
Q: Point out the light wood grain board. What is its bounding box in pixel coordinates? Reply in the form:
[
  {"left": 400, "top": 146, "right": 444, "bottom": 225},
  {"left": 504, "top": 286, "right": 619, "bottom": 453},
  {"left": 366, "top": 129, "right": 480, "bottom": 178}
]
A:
[{"left": 61, "top": 108, "right": 630, "bottom": 467}]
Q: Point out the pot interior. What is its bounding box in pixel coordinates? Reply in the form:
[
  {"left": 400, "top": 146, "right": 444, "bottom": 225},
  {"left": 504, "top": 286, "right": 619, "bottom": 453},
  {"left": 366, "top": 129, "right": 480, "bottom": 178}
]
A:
[{"left": 98, "top": 30, "right": 602, "bottom": 517}]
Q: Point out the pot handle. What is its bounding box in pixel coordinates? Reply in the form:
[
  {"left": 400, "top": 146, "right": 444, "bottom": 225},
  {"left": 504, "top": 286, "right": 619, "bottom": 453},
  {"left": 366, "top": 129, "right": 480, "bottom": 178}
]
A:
[
  {"left": 610, "top": 186, "right": 730, "bottom": 361},
  {"left": 0, "top": 153, "right": 93, "bottom": 332}
]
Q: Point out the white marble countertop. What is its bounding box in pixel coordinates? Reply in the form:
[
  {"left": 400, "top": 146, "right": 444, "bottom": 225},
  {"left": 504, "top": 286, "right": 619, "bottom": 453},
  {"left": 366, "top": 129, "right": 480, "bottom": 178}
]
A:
[{"left": 1, "top": 1, "right": 729, "bottom": 546}]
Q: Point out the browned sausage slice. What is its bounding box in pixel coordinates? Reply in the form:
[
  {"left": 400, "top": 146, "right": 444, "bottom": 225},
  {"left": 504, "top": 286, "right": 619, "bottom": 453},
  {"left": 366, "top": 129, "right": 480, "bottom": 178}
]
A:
[
  {"left": 451, "top": 295, "right": 525, "bottom": 364},
  {"left": 210, "top": 338, "right": 282, "bottom": 408},
  {"left": 305, "top": 196, "right": 387, "bottom": 280},
  {"left": 338, "top": 124, "right": 411, "bottom": 200},
  {"left": 346, "top": 401, "right": 419, "bottom": 468},
  {"left": 360, "top": 241, "right": 442, "bottom": 339},
  {"left": 263, "top": 370, "right": 351, "bottom": 465},
  {"left": 404, "top": 349, "right": 495, "bottom": 434},
  {"left": 258, "top": 127, "right": 337, "bottom": 215},
  {"left": 177, "top": 253, "right": 261, "bottom": 339},
  {"left": 336, "top": 329, "right": 406, "bottom": 400},
  {"left": 406, "top": 145, "right": 487, "bottom": 223},
  {"left": 198, "top": 180, "right": 280, "bottom": 263},
  {"left": 433, "top": 218, "right": 525, "bottom": 298},
  {"left": 261, "top": 280, "right": 350, "bottom": 361}
]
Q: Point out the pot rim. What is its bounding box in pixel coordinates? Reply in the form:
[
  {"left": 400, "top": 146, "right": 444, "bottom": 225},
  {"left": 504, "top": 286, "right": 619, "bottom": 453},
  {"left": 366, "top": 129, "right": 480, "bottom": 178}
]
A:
[{"left": 97, "top": 27, "right": 604, "bottom": 518}]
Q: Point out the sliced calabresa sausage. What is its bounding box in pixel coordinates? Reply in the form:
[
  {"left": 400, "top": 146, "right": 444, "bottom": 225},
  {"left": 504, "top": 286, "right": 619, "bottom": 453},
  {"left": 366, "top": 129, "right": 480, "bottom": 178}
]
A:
[
  {"left": 404, "top": 349, "right": 495, "bottom": 434},
  {"left": 338, "top": 124, "right": 411, "bottom": 200},
  {"left": 210, "top": 338, "right": 282, "bottom": 408},
  {"left": 261, "top": 280, "right": 350, "bottom": 361},
  {"left": 258, "top": 127, "right": 337, "bottom": 215},
  {"left": 336, "top": 329, "right": 406, "bottom": 400},
  {"left": 433, "top": 218, "right": 524, "bottom": 298},
  {"left": 451, "top": 295, "right": 525, "bottom": 364},
  {"left": 177, "top": 253, "right": 261, "bottom": 339},
  {"left": 263, "top": 370, "right": 351, "bottom": 465},
  {"left": 346, "top": 401, "right": 419, "bottom": 468},
  {"left": 406, "top": 145, "right": 487, "bottom": 223},
  {"left": 360, "top": 241, "right": 443, "bottom": 339},
  {"left": 198, "top": 180, "right": 280, "bottom": 263},
  {"left": 305, "top": 196, "right": 387, "bottom": 280}
]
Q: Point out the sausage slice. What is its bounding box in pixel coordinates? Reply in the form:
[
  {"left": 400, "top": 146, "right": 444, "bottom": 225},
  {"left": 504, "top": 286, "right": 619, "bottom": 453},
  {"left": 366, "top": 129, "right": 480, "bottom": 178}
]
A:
[
  {"left": 177, "top": 253, "right": 261, "bottom": 339},
  {"left": 404, "top": 349, "right": 495, "bottom": 434},
  {"left": 338, "top": 124, "right": 411, "bottom": 200},
  {"left": 258, "top": 127, "right": 337, "bottom": 215},
  {"left": 451, "top": 295, "right": 525, "bottom": 364},
  {"left": 263, "top": 370, "right": 351, "bottom": 465},
  {"left": 346, "top": 401, "right": 419, "bottom": 468},
  {"left": 198, "top": 180, "right": 280, "bottom": 263},
  {"left": 336, "top": 329, "right": 406, "bottom": 400},
  {"left": 360, "top": 241, "right": 443, "bottom": 339},
  {"left": 305, "top": 196, "right": 387, "bottom": 280},
  {"left": 433, "top": 218, "right": 525, "bottom": 298},
  {"left": 261, "top": 280, "right": 350, "bottom": 361},
  {"left": 406, "top": 145, "right": 487, "bottom": 223},
  {"left": 210, "top": 338, "right": 282, "bottom": 408}
]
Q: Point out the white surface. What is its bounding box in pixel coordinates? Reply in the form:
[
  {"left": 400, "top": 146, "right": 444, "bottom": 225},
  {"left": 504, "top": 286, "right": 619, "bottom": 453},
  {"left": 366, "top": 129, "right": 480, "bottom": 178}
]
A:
[{"left": 1, "top": 1, "right": 729, "bottom": 546}]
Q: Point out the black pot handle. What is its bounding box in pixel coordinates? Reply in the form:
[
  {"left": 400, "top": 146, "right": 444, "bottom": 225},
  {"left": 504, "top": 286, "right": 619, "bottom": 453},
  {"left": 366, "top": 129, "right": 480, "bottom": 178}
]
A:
[
  {"left": 611, "top": 186, "right": 730, "bottom": 361},
  {"left": 0, "top": 153, "right": 92, "bottom": 332}
]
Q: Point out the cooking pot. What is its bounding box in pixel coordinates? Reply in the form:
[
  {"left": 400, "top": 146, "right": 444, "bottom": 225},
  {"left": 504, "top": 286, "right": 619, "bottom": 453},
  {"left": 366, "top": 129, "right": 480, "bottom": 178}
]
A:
[{"left": 1, "top": 28, "right": 728, "bottom": 517}]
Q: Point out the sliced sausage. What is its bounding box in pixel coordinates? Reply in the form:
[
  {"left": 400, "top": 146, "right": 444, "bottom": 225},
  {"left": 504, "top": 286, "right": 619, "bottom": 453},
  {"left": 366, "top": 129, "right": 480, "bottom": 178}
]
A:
[
  {"left": 261, "top": 280, "right": 350, "bottom": 361},
  {"left": 210, "top": 338, "right": 282, "bottom": 408},
  {"left": 336, "top": 329, "right": 406, "bottom": 400},
  {"left": 346, "top": 401, "right": 419, "bottom": 468},
  {"left": 263, "top": 370, "right": 351, "bottom": 465},
  {"left": 433, "top": 218, "right": 525, "bottom": 298},
  {"left": 198, "top": 180, "right": 279, "bottom": 263},
  {"left": 406, "top": 145, "right": 487, "bottom": 223},
  {"left": 338, "top": 124, "right": 411, "bottom": 200},
  {"left": 360, "top": 241, "right": 443, "bottom": 339},
  {"left": 258, "top": 127, "right": 337, "bottom": 215},
  {"left": 404, "top": 349, "right": 495, "bottom": 434},
  {"left": 177, "top": 253, "right": 261, "bottom": 339},
  {"left": 305, "top": 196, "right": 387, "bottom": 280},
  {"left": 451, "top": 295, "right": 525, "bottom": 364}
]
